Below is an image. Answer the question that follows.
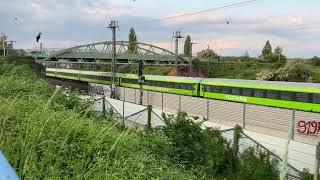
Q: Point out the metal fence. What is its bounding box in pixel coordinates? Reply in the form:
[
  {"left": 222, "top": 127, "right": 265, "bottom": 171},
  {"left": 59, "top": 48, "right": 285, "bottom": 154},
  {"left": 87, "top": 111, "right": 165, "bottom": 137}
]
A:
[
  {"left": 88, "top": 94, "right": 304, "bottom": 179},
  {"left": 89, "top": 83, "right": 319, "bottom": 175},
  {"left": 221, "top": 129, "right": 302, "bottom": 179},
  {"left": 90, "top": 95, "right": 165, "bottom": 129}
]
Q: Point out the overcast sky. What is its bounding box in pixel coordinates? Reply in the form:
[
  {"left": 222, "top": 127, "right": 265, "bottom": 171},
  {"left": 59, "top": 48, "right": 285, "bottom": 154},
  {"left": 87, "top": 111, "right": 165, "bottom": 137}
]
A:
[{"left": 0, "top": 0, "right": 319, "bottom": 58}]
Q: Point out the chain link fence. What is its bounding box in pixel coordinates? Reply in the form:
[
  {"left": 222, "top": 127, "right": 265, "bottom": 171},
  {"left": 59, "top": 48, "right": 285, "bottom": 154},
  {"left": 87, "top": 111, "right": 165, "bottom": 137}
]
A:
[{"left": 89, "top": 84, "right": 319, "bottom": 177}]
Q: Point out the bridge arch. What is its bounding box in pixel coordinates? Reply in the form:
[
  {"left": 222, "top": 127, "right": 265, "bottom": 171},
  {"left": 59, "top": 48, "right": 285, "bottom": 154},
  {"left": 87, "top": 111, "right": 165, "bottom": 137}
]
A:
[{"left": 45, "top": 41, "right": 189, "bottom": 65}]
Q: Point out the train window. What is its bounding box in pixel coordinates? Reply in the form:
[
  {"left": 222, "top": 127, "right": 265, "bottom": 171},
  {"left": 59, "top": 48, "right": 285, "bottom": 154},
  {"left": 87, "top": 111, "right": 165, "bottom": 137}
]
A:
[
  {"left": 280, "top": 91, "right": 295, "bottom": 101},
  {"left": 231, "top": 88, "right": 241, "bottom": 95},
  {"left": 122, "top": 78, "right": 138, "bottom": 84},
  {"left": 296, "top": 92, "right": 311, "bottom": 103},
  {"left": 222, "top": 86, "right": 232, "bottom": 94},
  {"left": 243, "top": 88, "right": 253, "bottom": 97},
  {"left": 266, "top": 90, "right": 280, "bottom": 99},
  {"left": 254, "top": 89, "right": 265, "bottom": 98},
  {"left": 203, "top": 85, "right": 210, "bottom": 92},
  {"left": 213, "top": 86, "right": 223, "bottom": 93},
  {"left": 313, "top": 94, "right": 320, "bottom": 104}
]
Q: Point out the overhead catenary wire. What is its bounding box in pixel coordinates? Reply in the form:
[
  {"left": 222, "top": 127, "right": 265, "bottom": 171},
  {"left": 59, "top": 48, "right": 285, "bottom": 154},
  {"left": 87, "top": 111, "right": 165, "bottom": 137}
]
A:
[{"left": 135, "top": 0, "right": 264, "bottom": 25}]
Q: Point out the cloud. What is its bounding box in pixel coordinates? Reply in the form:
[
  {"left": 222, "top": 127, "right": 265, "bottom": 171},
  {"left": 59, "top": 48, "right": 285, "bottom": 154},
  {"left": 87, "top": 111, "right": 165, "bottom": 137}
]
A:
[{"left": 0, "top": 1, "right": 320, "bottom": 58}]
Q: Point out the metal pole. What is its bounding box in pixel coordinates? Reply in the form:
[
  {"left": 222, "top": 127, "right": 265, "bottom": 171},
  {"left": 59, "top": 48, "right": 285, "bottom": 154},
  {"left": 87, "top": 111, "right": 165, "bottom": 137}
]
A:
[
  {"left": 108, "top": 20, "right": 119, "bottom": 99},
  {"left": 173, "top": 31, "right": 183, "bottom": 73},
  {"left": 147, "top": 105, "right": 152, "bottom": 130},
  {"left": 175, "top": 32, "right": 179, "bottom": 73},
  {"left": 243, "top": 103, "right": 246, "bottom": 129},
  {"left": 291, "top": 110, "right": 296, "bottom": 140},
  {"left": 139, "top": 84, "right": 143, "bottom": 105},
  {"left": 122, "top": 100, "right": 125, "bottom": 118},
  {"left": 189, "top": 42, "right": 192, "bottom": 77},
  {"left": 102, "top": 95, "right": 106, "bottom": 117},
  {"left": 179, "top": 95, "right": 181, "bottom": 112},
  {"left": 314, "top": 142, "right": 320, "bottom": 180},
  {"left": 207, "top": 99, "right": 209, "bottom": 120},
  {"left": 161, "top": 92, "right": 164, "bottom": 111}
]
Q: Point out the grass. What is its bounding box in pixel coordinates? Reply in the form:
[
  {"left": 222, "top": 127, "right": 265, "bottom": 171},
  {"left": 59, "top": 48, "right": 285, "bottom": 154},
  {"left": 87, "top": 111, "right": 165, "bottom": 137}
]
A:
[{"left": 0, "top": 57, "right": 195, "bottom": 179}]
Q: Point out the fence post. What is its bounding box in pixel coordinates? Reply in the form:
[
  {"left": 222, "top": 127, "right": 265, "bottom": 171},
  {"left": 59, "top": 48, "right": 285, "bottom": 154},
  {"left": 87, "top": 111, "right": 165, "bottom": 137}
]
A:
[
  {"left": 207, "top": 99, "right": 209, "bottom": 120},
  {"left": 122, "top": 100, "right": 125, "bottom": 118},
  {"left": 243, "top": 103, "right": 246, "bottom": 129},
  {"left": 102, "top": 95, "right": 106, "bottom": 117},
  {"left": 147, "top": 105, "right": 152, "bottom": 130},
  {"left": 123, "top": 87, "right": 125, "bottom": 101},
  {"left": 315, "top": 142, "right": 320, "bottom": 180},
  {"left": 233, "top": 129, "right": 239, "bottom": 155},
  {"left": 161, "top": 92, "right": 164, "bottom": 111},
  {"left": 179, "top": 95, "right": 181, "bottom": 112},
  {"left": 291, "top": 110, "right": 296, "bottom": 140}
]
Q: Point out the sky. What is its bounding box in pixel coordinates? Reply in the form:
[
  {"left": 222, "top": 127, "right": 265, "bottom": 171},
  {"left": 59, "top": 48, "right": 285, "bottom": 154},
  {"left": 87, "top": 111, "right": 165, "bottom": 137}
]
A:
[{"left": 0, "top": 0, "right": 320, "bottom": 58}]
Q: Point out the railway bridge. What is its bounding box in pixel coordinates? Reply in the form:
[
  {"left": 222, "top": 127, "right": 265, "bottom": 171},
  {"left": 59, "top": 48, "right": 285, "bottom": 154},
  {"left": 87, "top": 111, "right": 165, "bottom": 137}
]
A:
[{"left": 35, "top": 41, "right": 191, "bottom": 67}]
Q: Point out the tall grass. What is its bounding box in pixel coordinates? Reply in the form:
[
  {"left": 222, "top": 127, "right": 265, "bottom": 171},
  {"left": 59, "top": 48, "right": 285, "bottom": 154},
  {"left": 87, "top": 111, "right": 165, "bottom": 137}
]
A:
[{"left": 0, "top": 58, "right": 194, "bottom": 179}]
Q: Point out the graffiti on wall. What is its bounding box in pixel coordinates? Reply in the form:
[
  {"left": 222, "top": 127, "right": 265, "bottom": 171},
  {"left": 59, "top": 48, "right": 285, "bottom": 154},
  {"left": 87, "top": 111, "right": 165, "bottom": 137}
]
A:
[{"left": 297, "top": 120, "right": 320, "bottom": 136}]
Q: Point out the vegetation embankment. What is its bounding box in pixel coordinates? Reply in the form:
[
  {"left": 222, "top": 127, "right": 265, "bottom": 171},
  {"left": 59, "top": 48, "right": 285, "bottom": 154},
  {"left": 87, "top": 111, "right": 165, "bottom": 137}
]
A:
[{"left": 0, "top": 57, "right": 313, "bottom": 179}]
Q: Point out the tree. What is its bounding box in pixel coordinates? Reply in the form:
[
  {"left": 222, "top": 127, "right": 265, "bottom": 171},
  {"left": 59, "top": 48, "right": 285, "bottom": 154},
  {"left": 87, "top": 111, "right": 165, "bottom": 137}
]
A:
[
  {"left": 241, "top": 50, "right": 250, "bottom": 61},
  {"left": 274, "top": 46, "right": 286, "bottom": 63},
  {"left": 196, "top": 48, "right": 217, "bottom": 59},
  {"left": 261, "top": 40, "right": 272, "bottom": 60},
  {"left": 309, "top": 56, "right": 320, "bottom": 66},
  {"left": 128, "top": 27, "right": 138, "bottom": 53},
  {"left": 184, "top": 35, "right": 191, "bottom": 57}
]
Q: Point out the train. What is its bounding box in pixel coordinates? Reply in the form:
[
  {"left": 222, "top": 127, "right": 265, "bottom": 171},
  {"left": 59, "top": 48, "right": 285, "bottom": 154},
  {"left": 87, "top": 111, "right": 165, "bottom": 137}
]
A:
[{"left": 46, "top": 68, "right": 320, "bottom": 113}]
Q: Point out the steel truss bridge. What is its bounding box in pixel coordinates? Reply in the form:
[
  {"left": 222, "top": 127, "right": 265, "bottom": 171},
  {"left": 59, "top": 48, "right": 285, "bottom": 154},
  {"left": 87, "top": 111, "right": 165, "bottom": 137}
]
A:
[{"left": 41, "top": 41, "right": 191, "bottom": 67}]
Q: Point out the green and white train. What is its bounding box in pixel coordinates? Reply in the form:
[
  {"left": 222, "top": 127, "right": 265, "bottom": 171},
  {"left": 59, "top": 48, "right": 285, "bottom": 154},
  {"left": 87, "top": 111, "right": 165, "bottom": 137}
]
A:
[{"left": 46, "top": 68, "right": 320, "bottom": 112}]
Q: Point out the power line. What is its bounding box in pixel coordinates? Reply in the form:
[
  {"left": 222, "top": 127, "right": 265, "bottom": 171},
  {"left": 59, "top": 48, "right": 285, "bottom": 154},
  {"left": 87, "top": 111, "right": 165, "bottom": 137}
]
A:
[{"left": 141, "top": 0, "right": 264, "bottom": 24}]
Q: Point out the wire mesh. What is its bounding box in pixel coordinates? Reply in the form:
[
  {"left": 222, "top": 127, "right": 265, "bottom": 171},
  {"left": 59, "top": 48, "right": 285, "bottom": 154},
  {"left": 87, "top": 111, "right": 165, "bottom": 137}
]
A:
[{"left": 240, "top": 132, "right": 302, "bottom": 179}]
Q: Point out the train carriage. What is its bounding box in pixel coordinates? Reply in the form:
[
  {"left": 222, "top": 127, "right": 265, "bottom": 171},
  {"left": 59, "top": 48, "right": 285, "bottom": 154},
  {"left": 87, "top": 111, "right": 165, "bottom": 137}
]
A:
[
  {"left": 45, "top": 68, "right": 320, "bottom": 112},
  {"left": 200, "top": 79, "right": 320, "bottom": 112},
  {"left": 120, "top": 74, "right": 201, "bottom": 96}
]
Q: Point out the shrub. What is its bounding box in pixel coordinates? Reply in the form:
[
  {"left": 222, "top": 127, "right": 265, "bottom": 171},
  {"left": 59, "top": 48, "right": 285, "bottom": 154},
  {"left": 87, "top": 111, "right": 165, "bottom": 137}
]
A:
[
  {"left": 234, "top": 147, "right": 279, "bottom": 180},
  {"left": 256, "top": 70, "right": 276, "bottom": 81},
  {"left": 276, "top": 60, "right": 311, "bottom": 82},
  {"left": 162, "top": 112, "right": 236, "bottom": 178},
  {"left": 300, "top": 168, "right": 313, "bottom": 180},
  {"left": 309, "top": 56, "right": 320, "bottom": 66}
]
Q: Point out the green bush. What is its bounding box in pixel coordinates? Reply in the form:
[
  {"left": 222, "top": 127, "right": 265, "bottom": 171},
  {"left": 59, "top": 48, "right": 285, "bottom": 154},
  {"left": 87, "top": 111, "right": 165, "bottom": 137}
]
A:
[
  {"left": 300, "top": 168, "right": 313, "bottom": 180},
  {"left": 231, "top": 147, "right": 279, "bottom": 180},
  {"left": 309, "top": 56, "right": 320, "bottom": 66},
  {"left": 162, "top": 113, "right": 236, "bottom": 178},
  {"left": 0, "top": 58, "right": 195, "bottom": 179}
]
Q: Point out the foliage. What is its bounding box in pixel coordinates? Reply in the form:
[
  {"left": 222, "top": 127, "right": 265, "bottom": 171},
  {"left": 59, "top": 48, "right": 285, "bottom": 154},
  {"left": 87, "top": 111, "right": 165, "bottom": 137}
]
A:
[
  {"left": 162, "top": 112, "right": 236, "bottom": 178},
  {"left": 300, "top": 168, "right": 313, "bottom": 180},
  {"left": 0, "top": 58, "right": 195, "bottom": 179},
  {"left": 161, "top": 113, "right": 280, "bottom": 179},
  {"left": 276, "top": 60, "right": 311, "bottom": 82},
  {"left": 184, "top": 35, "right": 192, "bottom": 57},
  {"left": 262, "top": 40, "right": 272, "bottom": 60},
  {"left": 256, "top": 70, "right": 277, "bottom": 81},
  {"left": 309, "top": 56, "right": 320, "bottom": 66},
  {"left": 128, "top": 27, "right": 138, "bottom": 53},
  {"left": 232, "top": 147, "right": 279, "bottom": 180},
  {"left": 256, "top": 60, "right": 311, "bottom": 82},
  {"left": 196, "top": 48, "right": 218, "bottom": 59},
  {"left": 240, "top": 50, "right": 251, "bottom": 61}
]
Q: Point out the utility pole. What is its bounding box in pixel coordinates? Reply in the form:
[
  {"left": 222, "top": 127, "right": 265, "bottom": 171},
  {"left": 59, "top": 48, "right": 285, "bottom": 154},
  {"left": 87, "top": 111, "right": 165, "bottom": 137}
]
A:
[
  {"left": 173, "top": 31, "right": 184, "bottom": 73},
  {"left": 189, "top": 41, "right": 196, "bottom": 77},
  {"left": 207, "top": 42, "right": 211, "bottom": 77},
  {"left": 108, "top": 20, "right": 119, "bottom": 99}
]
